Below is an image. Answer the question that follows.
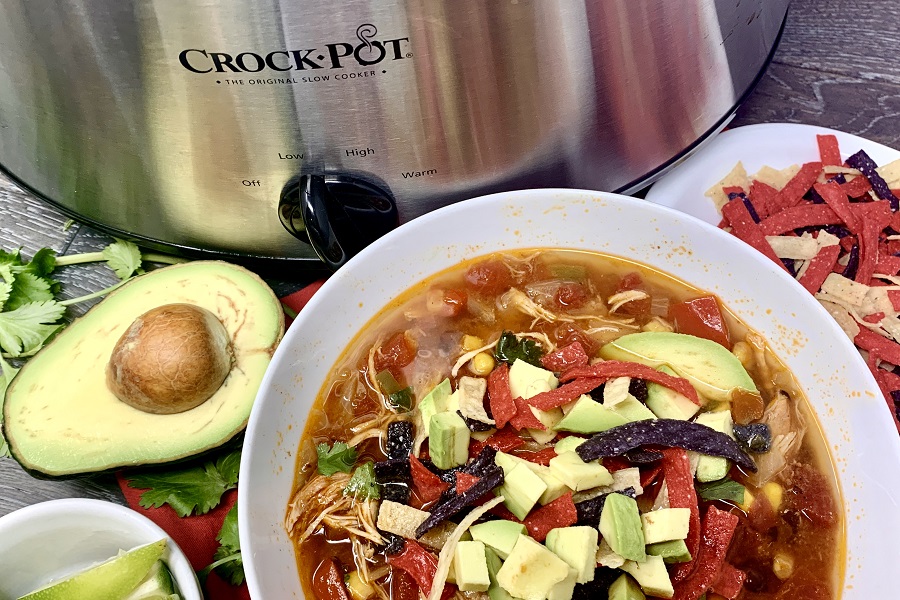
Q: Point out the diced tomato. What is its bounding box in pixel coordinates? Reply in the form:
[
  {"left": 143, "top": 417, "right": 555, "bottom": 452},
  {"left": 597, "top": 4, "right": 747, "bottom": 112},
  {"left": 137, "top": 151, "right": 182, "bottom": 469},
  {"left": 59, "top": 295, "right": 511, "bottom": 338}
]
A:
[
  {"left": 409, "top": 455, "right": 449, "bottom": 504},
  {"left": 390, "top": 569, "right": 420, "bottom": 600},
  {"left": 523, "top": 493, "right": 577, "bottom": 542},
  {"left": 426, "top": 288, "right": 468, "bottom": 317},
  {"left": 710, "top": 562, "right": 746, "bottom": 600},
  {"left": 554, "top": 282, "right": 588, "bottom": 309},
  {"left": 747, "top": 492, "right": 778, "bottom": 532},
  {"left": 374, "top": 331, "right": 417, "bottom": 373},
  {"left": 614, "top": 272, "right": 652, "bottom": 315},
  {"left": 551, "top": 323, "right": 599, "bottom": 356},
  {"left": 465, "top": 260, "right": 514, "bottom": 295},
  {"left": 616, "top": 272, "right": 644, "bottom": 292},
  {"left": 312, "top": 558, "right": 352, "bottom": 600},
  {"left": 669, "top": 296, "right": 731, "bottom": 349},
  {"left": 787, "top": 463, "right": 837, "bottom": 527}
]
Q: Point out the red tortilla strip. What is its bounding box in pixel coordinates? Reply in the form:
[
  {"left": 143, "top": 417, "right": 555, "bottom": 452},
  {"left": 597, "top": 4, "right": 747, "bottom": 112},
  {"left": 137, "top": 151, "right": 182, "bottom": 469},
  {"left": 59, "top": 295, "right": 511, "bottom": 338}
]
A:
[
  {"left": 455, "top": 473, "right": 480, "bottom": 495},
  {"left": 722, "top": 185, "right": 746, "bottom": 196},
  {"left": 758, "top": 203, "right": 842, "bottom": 236},
  {"left": 863, "top": 312, "right": 886, "bottom": 324},
  {"left": 509, "top": 396, "right": 547, "bottom": 431},
  {"left": 560, "top": 361, "right": 701, "bottom": 405},
  {"left": 854, "top": 202, "right": 892, "bottom": 284},
  {"left": 540, "top": 341, "right": 589, "bottom": 373},
  {"left": 469, "top": 426, "right": 525, "bottom": 457},
  {"left": 522, "top": 493, "right": 577, "bottom": 542},
  {"left": 512, "top": 447, "right": 558, "bottom": 466},
  {"left": 525, "top": 377, "right": 605, "bottom": 411},
  {"left": 889, "top": 290, "right": 900, "bottom": 312},
  {"left": 748, "top": 180, "right": 779, "bottom": 219},
  {"left": 721, "top": 199, "right": 786, "bottom": 269},
  {"left": 671, "top": 507, "right": 740, "bottom": 600},
  {"left": 855, "top": 328, "right": 900, "bottom": 367},
  {"left": 816, "top": 134, "right": 842, "bottom": 166},
  {"left": 409, "top": 455, "right": 450, "bottom": 504},
  {"left": 773, "top": 162, "right": 823, "bottom": 209},
  {"left": 840, "top": 175, "right": 872, "bottom": 198},
  {"left": 876, "top": 256, "right": 900, "bottom": 277},
  {"left": 487, "top": 364, "right": 517, "bottom": 430},
  {"left": 813, "top": 181, "right": 858, "bottom": 232},
  {"left": 662, "top": 449, "right": 702, "bottom": 582},
  {"left": 797, "top": 244, "right": 841, "bottom": 294}
]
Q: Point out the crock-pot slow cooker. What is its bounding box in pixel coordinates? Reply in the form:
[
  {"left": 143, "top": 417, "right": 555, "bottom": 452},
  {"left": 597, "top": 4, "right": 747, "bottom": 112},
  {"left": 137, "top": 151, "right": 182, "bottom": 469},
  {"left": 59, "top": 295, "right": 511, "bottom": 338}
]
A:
[{"left": 0, "top": 1, "right": 789, "bottom": 268}]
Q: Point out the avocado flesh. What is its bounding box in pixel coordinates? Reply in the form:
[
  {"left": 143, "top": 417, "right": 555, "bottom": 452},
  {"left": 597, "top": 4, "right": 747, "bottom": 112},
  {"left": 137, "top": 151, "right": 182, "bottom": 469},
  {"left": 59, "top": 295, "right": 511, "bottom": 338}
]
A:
[
  {"left": 600, "top": 332, "right": 757, "bottom": 404},
  {"left": 3, "top": 261, "right": 284, "bottom": 478}
]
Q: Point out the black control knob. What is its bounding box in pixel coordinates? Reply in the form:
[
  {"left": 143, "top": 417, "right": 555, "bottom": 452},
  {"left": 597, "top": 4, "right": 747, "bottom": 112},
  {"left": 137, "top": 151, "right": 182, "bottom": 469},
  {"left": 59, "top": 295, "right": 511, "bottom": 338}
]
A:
[{"left": 278, "top": 174, "right": 398, "bottom": 270}]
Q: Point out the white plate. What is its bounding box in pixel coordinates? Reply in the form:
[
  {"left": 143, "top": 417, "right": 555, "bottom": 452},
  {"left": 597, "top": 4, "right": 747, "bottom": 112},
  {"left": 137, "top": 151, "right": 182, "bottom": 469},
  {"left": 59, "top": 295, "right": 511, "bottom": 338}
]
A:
[
  {"left": 644, "top": 122, "right": 900, "bottom": 224},
  {"left": 239, "top": 188, "right": 900, "bottom": 599}
]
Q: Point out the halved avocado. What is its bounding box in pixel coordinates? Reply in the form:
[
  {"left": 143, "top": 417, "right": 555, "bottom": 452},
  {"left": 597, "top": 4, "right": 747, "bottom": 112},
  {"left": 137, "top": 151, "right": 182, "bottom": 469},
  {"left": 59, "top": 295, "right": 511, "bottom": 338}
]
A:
[{"left": 2, "top": 261, "right": 284, "bottom": 478}]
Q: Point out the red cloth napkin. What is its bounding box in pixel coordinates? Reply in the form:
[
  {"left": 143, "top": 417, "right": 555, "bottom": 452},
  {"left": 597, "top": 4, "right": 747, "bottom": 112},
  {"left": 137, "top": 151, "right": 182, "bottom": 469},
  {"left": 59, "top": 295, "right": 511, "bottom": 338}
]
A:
[{"left": 117, "top": 280, "right": 327, "bottom": 599}]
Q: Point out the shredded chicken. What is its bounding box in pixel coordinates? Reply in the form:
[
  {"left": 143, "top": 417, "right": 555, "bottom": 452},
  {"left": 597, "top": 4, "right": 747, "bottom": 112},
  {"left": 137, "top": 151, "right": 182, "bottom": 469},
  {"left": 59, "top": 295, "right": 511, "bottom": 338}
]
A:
[
  {"left": 499, "top": 288, "right": 568, "bottom": 325},
  {"left": 748, "top": 390, "right": 807, "bottom": 487},
  {"left": 608, "top": 289, "right": 650, "bottom": 314}
]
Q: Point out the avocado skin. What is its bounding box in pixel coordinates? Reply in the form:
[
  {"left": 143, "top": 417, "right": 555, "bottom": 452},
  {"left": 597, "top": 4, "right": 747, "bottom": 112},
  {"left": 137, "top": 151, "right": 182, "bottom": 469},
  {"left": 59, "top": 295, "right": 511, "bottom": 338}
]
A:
[{"left": 2, "top": 261, "right": 284, "bottom": 479}]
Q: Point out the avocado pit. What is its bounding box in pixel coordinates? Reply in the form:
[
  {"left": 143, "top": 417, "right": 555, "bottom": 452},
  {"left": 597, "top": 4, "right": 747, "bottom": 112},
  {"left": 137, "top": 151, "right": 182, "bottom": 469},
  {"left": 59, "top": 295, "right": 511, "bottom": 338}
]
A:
[{"left": 106, "top": 303, "right": 234, "bottom": 414}]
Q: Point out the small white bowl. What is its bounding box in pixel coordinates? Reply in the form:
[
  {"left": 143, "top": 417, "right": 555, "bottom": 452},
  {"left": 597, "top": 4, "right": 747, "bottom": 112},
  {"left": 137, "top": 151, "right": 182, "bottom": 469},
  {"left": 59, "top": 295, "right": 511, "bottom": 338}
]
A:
[{"left": 0, "top": 498, "right": 202, "bottom": 600}]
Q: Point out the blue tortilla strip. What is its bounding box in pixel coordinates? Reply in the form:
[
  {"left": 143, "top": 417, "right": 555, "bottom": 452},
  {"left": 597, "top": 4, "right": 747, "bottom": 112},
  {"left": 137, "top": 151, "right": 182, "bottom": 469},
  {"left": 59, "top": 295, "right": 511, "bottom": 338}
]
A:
[
  {"left": 414, "top": 464, "right": 504, "bottom": 537},
  {"left": 574, "top": 487, "right": 636, "bottom": 526},
  {"left": 386, "top": 421, "right": 414, "bottom": 460},
  {"left": 575, "top": 419, "right": 757, "bottom": 472},
  {"left": 846, "top": 150, "right": 900, "bottom": 211},
  {"left": 842, "top": 243, "right": 860, "bottom": 279}
]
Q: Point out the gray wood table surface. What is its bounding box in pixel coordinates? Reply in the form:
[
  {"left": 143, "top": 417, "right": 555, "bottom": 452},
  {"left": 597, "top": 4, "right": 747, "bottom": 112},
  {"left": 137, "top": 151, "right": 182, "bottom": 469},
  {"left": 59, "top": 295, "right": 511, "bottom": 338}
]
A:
[{"left": 2, "top": 0, "right": 899, "bottom": 517}]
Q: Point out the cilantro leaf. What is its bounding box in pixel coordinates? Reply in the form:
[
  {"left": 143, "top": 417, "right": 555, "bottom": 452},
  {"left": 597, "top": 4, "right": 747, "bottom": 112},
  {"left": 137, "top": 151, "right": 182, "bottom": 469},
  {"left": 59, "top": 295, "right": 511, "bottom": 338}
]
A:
[
  {"left": 494, "top": 331, "right": 545, "bottom": 367},
  {"left": 19, "top": 248, "right": 57, "bottom": 278},
  {"left": 0, "top": 353, "right": 18, "bottom": 458},
  {"left": 0, "top": 265, "right": 12, "bottom": 311},
  {"left": 102, "top": 239, "right": 142, "bottom": 280},
  {"left": 5, "top": 272, "right": 54, "bottom": 312},
  {"left": 343, "top": 462, "right": 380, "bottom": 500},
  {"left": 126, "top": 448, "right": 241, "bottom": 517},
  {"left": 199, "top": 503, "right": 244, "bottom": 586},
  {"left": 0, "top": 300, "right": 65, "bottom": 357},
  {"left": 0, "top": 249, "right": 21, "bottom": 270},
  {"left": 317, "top": 442, "right": 358, "bottom": 476},
  {"left": 696, "top": 478, "right": 746, "bottom": 504}
]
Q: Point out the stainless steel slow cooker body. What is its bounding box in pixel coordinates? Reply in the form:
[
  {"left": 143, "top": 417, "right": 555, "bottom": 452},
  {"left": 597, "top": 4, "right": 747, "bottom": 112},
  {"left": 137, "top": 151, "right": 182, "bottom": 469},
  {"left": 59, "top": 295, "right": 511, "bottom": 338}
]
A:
[{"left": 0, "top": 1, "right": 789, "bottom": 267}]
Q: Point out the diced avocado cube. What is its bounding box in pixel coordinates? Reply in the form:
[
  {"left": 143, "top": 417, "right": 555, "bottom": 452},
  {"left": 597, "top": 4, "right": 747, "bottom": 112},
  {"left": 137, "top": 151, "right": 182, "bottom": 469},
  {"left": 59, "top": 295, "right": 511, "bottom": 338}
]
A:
[
  {"left": 429, "top": 411, "right": 470, "bottom": 470},
  {"left": 495, "top": 535, "right": 570, "bottom": 600},
  {"left": 549, "top": 451, "right": 613, "bottom": 492},
  {"left": 454, "top": 540, "right": 491, "bottom": 592},
  {"left": 527, "top": 405, "right": 564, "bottom": 445},
  {"left": 608, "top": 573, "right": 646, "bottom": 600},
  {"left": 495, "top": 453, "right": 570, "bottom": 506},
  {"left": 646, "top": 365, "right": 701, "bottom": 420},
  {"left": 641, "top": 508, "right": 691, "bottom": 545},
  {"left": 554, "top": 436, "right": 586, "bottom": 454},
  {"left": 610, "top": 396, "right": 657, "bottom": 423},
  {"left": 509, "top": 360, "right": 559, "bottom": 400},
  {"left": 545, "top": 526, "right": 599, "bottom": 584},
  {"left": 470, "top": 520, "right": 528, "bottom": 560},
  {"left": 646, "top": 539, "right": 692, "bottom": 563},
  {"left": 555, "top": 395, "right": 628, "bottom": 434},
  {"left": 620, "top": 555, "right": 674, "bottom": 599},
  {"left": 694, "top": 410, "right": 733, "bottom": 483},
  {"left": 485, "top": 547, "right": 523, "bottom": 600},
  {"left": 546, "top": 567, "right": 578, "bottom": 600},
  {"left": 599, "top": 493, "right": 645, "bottom": 562},
  {"left": 498, "top": 462, "right": 548, "bottom": 519},
  {"left": 419, "top": 378, "right": 453, "bottom": 436}
]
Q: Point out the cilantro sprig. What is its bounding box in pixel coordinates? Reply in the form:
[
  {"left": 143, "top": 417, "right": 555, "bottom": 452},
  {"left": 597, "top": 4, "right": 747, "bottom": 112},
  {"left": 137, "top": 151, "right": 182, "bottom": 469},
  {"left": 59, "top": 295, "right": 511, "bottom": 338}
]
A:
[
  {"left": 198, "top": 502, "right": 244, "bottom": 586},
  {"left": 343, "top": 462, "right": 380, "bottom": 500},
  {"left": 126, "top": 448, "right": 241, "bottom": 517},
  {"left": 494, "top": 331, "right": 545, "bottom": 367},
  {"left": 316, "top": 441, "right": 359, "bottom": 476}
]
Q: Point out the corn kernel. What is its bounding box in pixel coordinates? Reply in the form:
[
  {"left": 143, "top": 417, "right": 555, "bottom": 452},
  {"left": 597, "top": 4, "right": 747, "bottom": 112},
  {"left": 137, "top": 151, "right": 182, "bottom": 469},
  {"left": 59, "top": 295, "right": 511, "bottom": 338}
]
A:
[
  {"left": 762, "top": 481, "right": 784, "bottom": 511},
  {"left": 470, "top": 352, "right": 495, "bottom": 376},
  {"left": 346, "top": 571, "right": 375, "bottom": 600},
  {"left": 772, "top": 551, "right": 795, "bottom": 580},
  {"left": 462, "top": 335, "right": 484, "bottom": 352},
  {"left": 737, "top": 488, "right": 755, "bottom": 512}
]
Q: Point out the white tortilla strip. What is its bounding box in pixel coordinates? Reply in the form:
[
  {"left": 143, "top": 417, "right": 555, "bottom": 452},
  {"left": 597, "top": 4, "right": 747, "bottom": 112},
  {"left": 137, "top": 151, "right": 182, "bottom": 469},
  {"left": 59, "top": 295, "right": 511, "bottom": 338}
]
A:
[
  {"left": 877, "top": 157, "right": 900, "bottom": 189},
  {"left": 765, "top": 234, "right": 819, "bottom": 260},
  {"left": 820, "top": 273, "right": 869, "bottom": 307},
  {"left": 752, "top": 164, "right": 800, "bottom": 191},
  {"left": 705, "top": 162, "right": 748, "bottom": 211}
]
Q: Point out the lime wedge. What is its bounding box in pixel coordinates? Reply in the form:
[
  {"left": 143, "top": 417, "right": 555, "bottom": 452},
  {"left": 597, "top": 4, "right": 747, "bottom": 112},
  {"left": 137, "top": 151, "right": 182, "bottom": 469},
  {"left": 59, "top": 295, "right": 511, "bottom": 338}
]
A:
[
  {"left": 17, "top": 539, "right": 167, "bottom": 600},
  {"left": 124, "top": 559, "right": 181, "bottom": 600}
]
